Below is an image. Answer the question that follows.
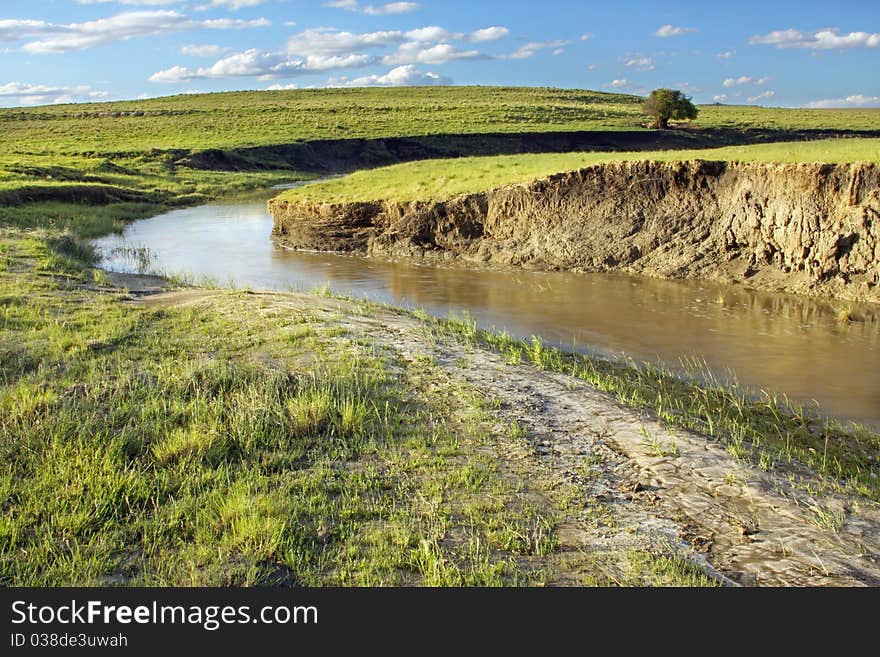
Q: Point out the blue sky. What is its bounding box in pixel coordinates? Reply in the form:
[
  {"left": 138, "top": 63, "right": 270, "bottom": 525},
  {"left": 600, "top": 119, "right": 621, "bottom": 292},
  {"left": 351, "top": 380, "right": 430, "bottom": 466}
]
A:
[{"left": 0, "top": 0, "right": 877, "bottom": 108}]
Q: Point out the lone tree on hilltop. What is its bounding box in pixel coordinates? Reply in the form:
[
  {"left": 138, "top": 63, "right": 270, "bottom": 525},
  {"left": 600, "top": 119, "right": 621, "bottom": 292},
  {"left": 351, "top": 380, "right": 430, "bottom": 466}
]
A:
[{"left": 643, "top": 88, "right": 698, "bottom": 129}]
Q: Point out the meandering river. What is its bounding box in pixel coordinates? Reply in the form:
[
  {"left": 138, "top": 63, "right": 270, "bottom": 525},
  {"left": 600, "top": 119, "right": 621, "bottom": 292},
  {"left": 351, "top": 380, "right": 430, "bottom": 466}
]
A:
[{"left": 92, "top": 192, "right": 880, "bottom": 429}]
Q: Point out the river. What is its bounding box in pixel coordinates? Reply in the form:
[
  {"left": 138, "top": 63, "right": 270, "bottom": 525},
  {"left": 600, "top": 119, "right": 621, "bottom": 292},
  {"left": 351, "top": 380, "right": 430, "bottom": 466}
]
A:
[{"left": 91, "top": 191, "right": 880, "bottom": 429}]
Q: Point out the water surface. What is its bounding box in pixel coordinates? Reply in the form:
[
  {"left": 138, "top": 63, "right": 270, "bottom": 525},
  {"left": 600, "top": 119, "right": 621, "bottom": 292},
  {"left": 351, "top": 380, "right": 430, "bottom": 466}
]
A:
[{"left": 92, "top": 195, "right": 880, "bottom": 429}]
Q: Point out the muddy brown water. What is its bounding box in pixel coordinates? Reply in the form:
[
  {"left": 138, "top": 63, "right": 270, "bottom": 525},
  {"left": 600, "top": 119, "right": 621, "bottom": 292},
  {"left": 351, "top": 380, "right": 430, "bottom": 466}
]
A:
[{"left": 92, "top": 194, "right": 880, "bottom": 429}]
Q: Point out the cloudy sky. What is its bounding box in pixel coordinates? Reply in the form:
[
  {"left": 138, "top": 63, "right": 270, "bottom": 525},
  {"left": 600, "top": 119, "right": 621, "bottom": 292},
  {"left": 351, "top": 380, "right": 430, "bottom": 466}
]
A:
[{"left": 0, "top": 0, "right": 877, "bottom": 107}]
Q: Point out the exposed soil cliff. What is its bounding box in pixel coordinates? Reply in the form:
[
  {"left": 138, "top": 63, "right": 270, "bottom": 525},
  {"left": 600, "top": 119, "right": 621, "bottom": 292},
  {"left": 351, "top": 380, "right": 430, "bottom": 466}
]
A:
[{"left": 269, "top": 161, "right": 880, "bottom": 302}]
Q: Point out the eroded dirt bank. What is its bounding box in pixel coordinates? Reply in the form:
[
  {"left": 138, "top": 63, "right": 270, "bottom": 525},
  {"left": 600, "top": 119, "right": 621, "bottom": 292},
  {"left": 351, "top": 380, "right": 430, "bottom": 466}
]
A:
[{"left": 270, "top": 161, "right": 880, "bottom": 302}]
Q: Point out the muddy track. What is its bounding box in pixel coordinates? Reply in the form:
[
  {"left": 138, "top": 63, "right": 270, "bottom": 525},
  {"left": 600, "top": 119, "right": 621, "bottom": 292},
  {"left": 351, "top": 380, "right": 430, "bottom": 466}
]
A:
[{"left": 363, "top": 307, "right": 880, "bottom": 585}]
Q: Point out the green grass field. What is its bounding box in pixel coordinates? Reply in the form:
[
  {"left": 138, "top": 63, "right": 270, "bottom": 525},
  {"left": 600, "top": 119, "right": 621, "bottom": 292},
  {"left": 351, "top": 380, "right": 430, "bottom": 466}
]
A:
[
  {"left": 1, "top": 87, "right": 877, "bottom": 222},
  {"left": 0, "top": 235, "right": 722, "bottom": 586},
  {"left": 0, "top": 87, "right": 643, "bottom": 155},
  {"left": 277, "top": 138, "right": 880, "bottom": 204},
  {"left": 4, "top": 88, "right": 877, "bottom": 157},
  {"left": 2, "top": 87, "right": 875, "bottom": 224},
  {"left": 2, "top": 87, "right": 879, "bottom": 586}
]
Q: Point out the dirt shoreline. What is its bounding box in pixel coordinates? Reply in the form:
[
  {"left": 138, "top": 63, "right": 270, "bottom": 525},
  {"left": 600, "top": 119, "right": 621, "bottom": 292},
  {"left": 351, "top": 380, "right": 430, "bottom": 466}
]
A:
[{"left": 270, "top": 160, "right": 880, "bottom": 303}]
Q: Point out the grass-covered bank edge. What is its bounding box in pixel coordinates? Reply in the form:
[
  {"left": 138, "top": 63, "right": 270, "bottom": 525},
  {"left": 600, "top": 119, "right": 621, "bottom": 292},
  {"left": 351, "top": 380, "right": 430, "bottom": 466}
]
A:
[
  {"left": 411, "top": 309, "right": 880, "bottom": 503},
  {"left": 0, "top": 170, "right": 313, "bottom": 239},
  {"left": 276, "top": 138, "right": 880, "bottom": 205}
]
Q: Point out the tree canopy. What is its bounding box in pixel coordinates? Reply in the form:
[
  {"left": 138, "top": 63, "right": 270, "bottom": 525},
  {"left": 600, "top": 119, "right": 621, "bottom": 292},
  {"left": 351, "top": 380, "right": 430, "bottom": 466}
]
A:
[{"left": 643, "top": 89, "right": 698, "bottom": 129}]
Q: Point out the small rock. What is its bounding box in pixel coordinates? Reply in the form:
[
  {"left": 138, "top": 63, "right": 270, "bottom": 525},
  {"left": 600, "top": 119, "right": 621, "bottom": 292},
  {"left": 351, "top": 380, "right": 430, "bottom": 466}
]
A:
[
  {"left": 728, "top": 571, "right": 758, "bottom": 587},
  {"left": 738, "top": 522, "right": 759, "bottom": 540}
]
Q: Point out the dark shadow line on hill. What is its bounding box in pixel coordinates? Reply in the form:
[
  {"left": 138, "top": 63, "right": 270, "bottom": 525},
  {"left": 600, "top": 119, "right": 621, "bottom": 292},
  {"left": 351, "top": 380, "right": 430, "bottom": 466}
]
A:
[
  {"left": 0, "top": 184, "right": 169, "bottom": 207},
  {"left": 176, "top": 127, "right": 880, "bottom": 174}
]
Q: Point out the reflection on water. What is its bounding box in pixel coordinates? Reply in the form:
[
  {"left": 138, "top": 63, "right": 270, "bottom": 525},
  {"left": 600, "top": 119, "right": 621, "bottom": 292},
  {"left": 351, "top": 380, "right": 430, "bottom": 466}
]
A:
[{"left": 92, "top": 198, "right": 880, "bottom": 429}]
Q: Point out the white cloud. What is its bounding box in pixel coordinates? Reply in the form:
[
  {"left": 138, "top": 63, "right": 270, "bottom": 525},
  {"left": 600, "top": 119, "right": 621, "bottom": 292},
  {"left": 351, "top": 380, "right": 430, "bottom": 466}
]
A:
[
  {"left": 806, "top": 94, "right": 880, "bottom": 109},
  {"left": 149, "top": 21, "right": 508, "bottom": 85},
  {"left": 723, "top": 75, "right": 770, "bottom": 88},
  {"left": 0, "top": 20, "right": 56, "bottom": 44},
  {"left": 364, "top": 2, "right": 420, "bottom": 14},
  {"left": 405, "top": 26, "right": 455, "bottom": 42},
  {"left": 750, "top": 27, "right": 880, "bottom": 49},
  {"left": 23, "top": 12, "right": 188, "bottom": 53},
  {"left": 606, "top": 79, "right": 630, "bottom": 88},
  {"left": 655, "top": 24, "right": 697, "bottom": 38},
  {"left": 266, "top": 83, "right": 299, "bottom": 91},
  {"left": 150, "top": 47, "right": 375, "bottom": 82},
  {"left": 384, "top": 42, "right": 483, "bottom": 65},
  {"left": 623, "top": 55, "right": 654, "bottom": 71},
  {"left": 285, "top": 27, "right": 406, "bottom": 56},
  {"left": 0, "top": 11, "right": 270, "bottom": 54},
  {"left": 77, "top": 1, "right": 180, "bottom": 5},
  {"left": 303, "top": 53, "right": 375, "bottom": 70},
  {"left": 713, "top": 94, "right": 728, "bottom": 102},
  {"left": 328, "top": 64, "right": 449, "bottom": 87},
  {"left": 504, "top": 40, "right": 569, "bottom": 60},
  {"left": 180, "top": 44, "right": 227, "bottom": 57},
  {"left": 149, "top": 65, "right": 193, "bottom": 83},
  {"left": 747, "top": 90, "right": 775, "bottom": 103},
  {"left": 397, "top": 26, "right": 508, "bottom": 44},
  {"left": 324, "top": 1, "right": 420, "bottom": 15},
  {"left": 717, "top": 50, "right": 735, "bottom": 59},
  {"left": 469, "top": 26, "right": 508, "bottom": 43},
  {"left": 0, "top": 81, "right": 109, "bottom": 106},
  {"left": 201, "top": 18, "right": 271, "bottom": 29},
  {"left": 197, "top": 0, "right": 270, "bottom": 9},
  {"left": 580, "top": 33, "right": 593, "bottom": 41},
  {"left": 283, "top": 25, "right": 504, "bottom": 65}
]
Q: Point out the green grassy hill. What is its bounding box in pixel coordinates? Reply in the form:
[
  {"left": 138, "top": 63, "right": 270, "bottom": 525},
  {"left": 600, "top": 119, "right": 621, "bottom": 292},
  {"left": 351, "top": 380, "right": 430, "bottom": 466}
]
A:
[
  {"left": 2, "top": 87, "right": 877, "bottom": 235},
  {"left": 1, "top": 87, "right": 646, "bottom": 232},
  {"left": 1, "top": 87, "right": 646, "bottom": 155},
  {"left": 4, "top": 87, "right": 878, "bottom": 157}
]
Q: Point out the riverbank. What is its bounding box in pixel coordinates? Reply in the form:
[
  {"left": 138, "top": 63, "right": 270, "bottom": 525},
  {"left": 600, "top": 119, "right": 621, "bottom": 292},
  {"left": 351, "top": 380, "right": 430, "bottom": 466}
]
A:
[
  {"left": 2, "top": 228, "right": 880, "bottom": 585},
  {"left": 271, "top": 151, "right": 880, "bottom": 303},
  {"left": 95, "top": 195, "right": 880, "bottom": 428}
]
